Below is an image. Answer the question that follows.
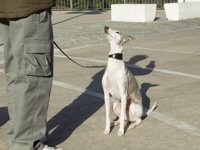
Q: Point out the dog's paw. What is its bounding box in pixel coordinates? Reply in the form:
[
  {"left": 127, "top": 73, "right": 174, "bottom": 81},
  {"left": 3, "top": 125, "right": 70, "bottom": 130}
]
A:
[
  {"left": 113, "top": 121, "right": 119, "bottom": 126},
  {"left": 118, "top": 130, "right": 124, "bottom": 136},
  {"left": 111, "top": 121, "right": 119, "bottom": 127},
  {"left": 128, "top": 124, "right": 137, "bottom": 130},
  {"left": 104, "top": 129, "right": 110, "bottom": 135}
]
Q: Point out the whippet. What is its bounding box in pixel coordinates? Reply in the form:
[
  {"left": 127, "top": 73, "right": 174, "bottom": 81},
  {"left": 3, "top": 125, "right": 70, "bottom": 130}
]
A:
[{"left": 102, "top": 26, "right": 157, "bottom": 136}]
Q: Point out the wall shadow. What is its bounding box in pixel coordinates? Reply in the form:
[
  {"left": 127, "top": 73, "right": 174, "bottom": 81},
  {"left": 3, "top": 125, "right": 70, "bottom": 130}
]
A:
[
  {"left": 0, "top": 107, "right": 9, "bottom": 127},
  {"left": 53, "top": 10, "right": 107, "bottom": 26},
  {"left": 65, "top": 10, "right": 107, "bottom": 15},
  {"left": 47, "top": 54, "right": 157, "bottom": 146}
]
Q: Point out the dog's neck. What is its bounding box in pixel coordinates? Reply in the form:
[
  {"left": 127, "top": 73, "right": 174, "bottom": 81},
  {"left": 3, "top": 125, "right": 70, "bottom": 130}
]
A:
[
  {"left": 108, "top": 44, "right": 123, "bottom": 60},
  {"left": 108, "top": 53, "right": 123, "bottom": 60},
  {"left": 109, "top": 44, "right": 123, "bottom": 54}
]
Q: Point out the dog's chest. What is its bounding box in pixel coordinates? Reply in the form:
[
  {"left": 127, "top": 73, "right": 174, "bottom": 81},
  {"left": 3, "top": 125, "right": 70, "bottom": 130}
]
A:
[
  {"left": 105, "top": 62, "right": 127, "bottom": 99},
  {"left": 107, "top": 80, "right": 121, "bottom": 100}
]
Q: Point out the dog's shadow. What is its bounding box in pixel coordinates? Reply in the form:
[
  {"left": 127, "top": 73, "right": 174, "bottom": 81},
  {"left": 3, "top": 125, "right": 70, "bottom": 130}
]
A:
[
  {"left": 127, "top": 54, "right": 158, "bottom": 113},
  {"left": 47, "top": 54, "right": 157, "bottom": 146},
  {"left": 127, "top": 55, "right": 158, "bottom": 118},
  {"left": 126, "top": 54, "right": 155, "bottom": 76}
]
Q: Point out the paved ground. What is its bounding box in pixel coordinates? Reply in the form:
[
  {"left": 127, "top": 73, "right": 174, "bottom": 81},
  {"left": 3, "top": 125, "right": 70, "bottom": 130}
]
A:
[{"left": 0, "top": 10, "right": 200, "bottom": 150}]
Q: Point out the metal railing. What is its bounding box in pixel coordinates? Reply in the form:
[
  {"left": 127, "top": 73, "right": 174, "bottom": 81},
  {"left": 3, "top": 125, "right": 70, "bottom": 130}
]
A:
[{"left": 54, "top": 0, "right": 177, "bottom": 10}]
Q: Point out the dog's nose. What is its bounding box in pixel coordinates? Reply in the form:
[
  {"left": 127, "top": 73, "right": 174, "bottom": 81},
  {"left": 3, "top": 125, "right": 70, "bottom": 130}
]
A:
[{"left": 104, "top": 26, "right": 109, "bottom": 34}]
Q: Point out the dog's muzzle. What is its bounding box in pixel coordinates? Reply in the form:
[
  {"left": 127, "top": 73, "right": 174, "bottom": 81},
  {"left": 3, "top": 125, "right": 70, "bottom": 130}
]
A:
[{"left": 104, "top": 26, "right": 109, "bottom": 34}]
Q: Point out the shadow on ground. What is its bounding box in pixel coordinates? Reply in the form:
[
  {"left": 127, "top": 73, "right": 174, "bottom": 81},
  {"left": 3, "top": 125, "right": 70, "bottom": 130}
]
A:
[
  {"left": 127, "top": 54, "right": 158, "bottom": 112},
  {"left": 47, "top": 54, "right": 158, "bottom": 147},
  {"left": 0, "top": 107, "right": 9, "bottom": 127}
]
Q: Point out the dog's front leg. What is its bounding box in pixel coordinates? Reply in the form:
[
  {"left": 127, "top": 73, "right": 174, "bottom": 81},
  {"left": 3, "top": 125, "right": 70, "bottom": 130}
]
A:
[
  {"left": 118, "top": 93, "right": 127, "bottom": 136},
  {"left": 103, "top": 89, "right": 111, "bottom": 135}
]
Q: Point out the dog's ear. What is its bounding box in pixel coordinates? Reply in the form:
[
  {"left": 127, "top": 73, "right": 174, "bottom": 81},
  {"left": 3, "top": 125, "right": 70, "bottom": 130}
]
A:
[{"left": 121, "top": 36, "right": 134, "bottom": 45}]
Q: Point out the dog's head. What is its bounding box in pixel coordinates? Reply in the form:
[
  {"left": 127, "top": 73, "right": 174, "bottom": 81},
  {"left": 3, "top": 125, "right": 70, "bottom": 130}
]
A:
[{"left": 104, "top": 26, "right": 134, "bottom": 46}]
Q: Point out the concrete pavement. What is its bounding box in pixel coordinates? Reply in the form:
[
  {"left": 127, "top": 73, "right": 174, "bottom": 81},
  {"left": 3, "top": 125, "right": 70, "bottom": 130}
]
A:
[{"left": 0, "top": 10, "right": 200, "bottom": 150}]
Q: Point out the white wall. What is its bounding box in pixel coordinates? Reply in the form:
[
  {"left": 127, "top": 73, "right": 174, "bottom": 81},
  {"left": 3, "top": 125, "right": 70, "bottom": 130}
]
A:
[
  {"left": 178, "top": 0, "right": 200, "bottom": 2},
  {"left": 111, "top": 4, "right": 156, "bottom": 23},
  {"left": 164, "top": 2, "right": 200, "bottom": 20}
]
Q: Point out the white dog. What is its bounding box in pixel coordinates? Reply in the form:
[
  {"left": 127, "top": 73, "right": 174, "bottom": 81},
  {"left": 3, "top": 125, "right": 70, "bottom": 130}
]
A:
[{"left": 102, "top": 26, "right": 157, "bottom": 136}]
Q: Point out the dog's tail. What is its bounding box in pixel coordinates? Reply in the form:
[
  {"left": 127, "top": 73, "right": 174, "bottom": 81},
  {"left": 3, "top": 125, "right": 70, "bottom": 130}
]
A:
[
  {"left": 146, "top": 102, "right": 158, "bottom": 116},
  {"left": 143, "top": 102, "right": 158, "bottom": 118}
]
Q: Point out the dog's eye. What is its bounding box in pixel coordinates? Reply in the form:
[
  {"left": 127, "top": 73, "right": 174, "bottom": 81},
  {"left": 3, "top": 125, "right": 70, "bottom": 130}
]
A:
[{"left": 116, "top": 32, "right": 120, "bottom": 34}]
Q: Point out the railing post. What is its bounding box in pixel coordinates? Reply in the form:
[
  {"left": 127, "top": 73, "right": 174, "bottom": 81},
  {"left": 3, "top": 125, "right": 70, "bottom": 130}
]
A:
[{"left": 70, "top": 0, "right": 73, "bottom": 9}]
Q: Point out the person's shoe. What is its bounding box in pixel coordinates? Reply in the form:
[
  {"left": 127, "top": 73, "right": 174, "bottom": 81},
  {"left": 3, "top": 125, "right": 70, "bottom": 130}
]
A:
[
  {"left": 34, "top": 142, "right": 62, "bottom": 150},
  {"left": 42, "top": 145, "right": 62, "bottom": 150}
]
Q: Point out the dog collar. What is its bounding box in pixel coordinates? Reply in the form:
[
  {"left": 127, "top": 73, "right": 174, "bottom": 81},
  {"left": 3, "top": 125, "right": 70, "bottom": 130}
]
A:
[{"left": 108, "top": 53, "right": 123, "bottom": 60}]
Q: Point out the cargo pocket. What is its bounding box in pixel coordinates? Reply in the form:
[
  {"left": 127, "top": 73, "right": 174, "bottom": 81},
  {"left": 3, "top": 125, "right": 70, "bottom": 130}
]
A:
[{"left": 23, "top": 40, "right": 53, "bottom": 77}]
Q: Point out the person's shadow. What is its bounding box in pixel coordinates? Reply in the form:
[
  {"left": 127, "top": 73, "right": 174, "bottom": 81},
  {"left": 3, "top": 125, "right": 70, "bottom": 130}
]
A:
[
  {"left": 47, "top": 54, "right": 158, "bottom": 146},
  {"left": 0, "top": 107, "right": 9, "bottom": 127},
  {"left": 46, "top": 69, "right": 105, "bottom": 146}
]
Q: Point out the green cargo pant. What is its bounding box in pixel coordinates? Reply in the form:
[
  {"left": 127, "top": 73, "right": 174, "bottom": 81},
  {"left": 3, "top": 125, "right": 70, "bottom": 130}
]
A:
[{"left": 0, "top": 9, "right": 54, "bottom": 150}]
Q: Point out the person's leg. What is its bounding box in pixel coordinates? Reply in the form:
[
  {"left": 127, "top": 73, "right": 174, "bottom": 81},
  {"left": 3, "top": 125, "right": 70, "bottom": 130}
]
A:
[
  {"left": 0, "top": 18, "right": 15, "bottom": 150},
  {"left": 2, "top": 9, "right": 54, "bottom": 150}
]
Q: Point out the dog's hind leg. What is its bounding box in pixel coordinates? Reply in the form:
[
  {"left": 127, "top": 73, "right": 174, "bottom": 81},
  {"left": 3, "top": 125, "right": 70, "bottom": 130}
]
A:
[{"left": 127, "top": 101, "right": 143, "bottom": 130}]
